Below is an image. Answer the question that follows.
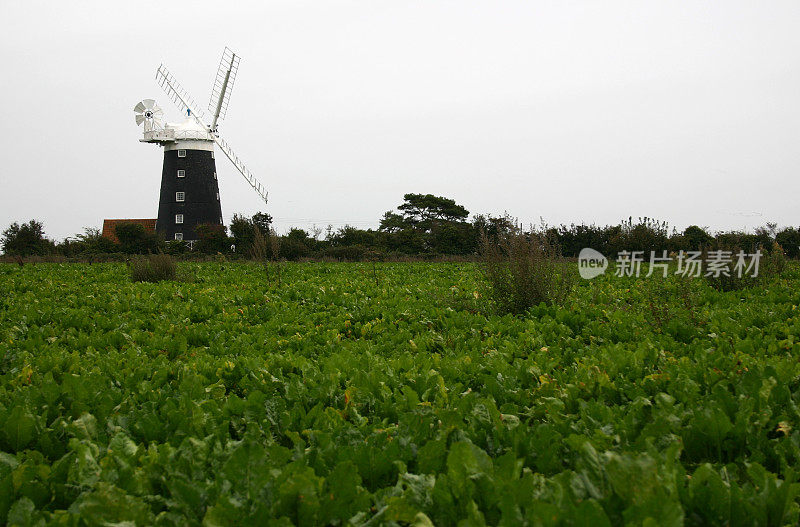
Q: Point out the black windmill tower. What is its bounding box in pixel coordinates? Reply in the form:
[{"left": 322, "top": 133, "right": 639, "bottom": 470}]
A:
[{"left": 134, "top": 47, "right": 269, "bottom": 242}]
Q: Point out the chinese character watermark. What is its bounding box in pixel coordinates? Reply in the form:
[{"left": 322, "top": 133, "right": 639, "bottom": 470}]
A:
[{"left": 578, "top": 248, "right": 761, "bottom": 279}]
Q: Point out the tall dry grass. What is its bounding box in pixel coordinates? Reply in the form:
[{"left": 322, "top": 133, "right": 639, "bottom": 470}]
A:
[{"left": 479, "top": 226, "right": 574, "bottom": 315}]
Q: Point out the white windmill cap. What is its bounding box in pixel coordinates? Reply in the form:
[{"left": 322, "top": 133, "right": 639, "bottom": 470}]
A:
[{"left": 166, "top": 117, "right": 213, "bottom": 141}]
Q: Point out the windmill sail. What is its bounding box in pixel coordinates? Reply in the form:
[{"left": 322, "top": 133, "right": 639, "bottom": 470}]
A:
[
  {"left": 154, "top": 60, "right": 269, "bottom": 205},
  {"left": 209, "top": 47, "right": 241, "bottom": 130},
  {"left": 155, "top": 65, "right": 207, "bottom": 122},
  {"left": 213, "top": 135, "right": 268, "bottom": 203}
]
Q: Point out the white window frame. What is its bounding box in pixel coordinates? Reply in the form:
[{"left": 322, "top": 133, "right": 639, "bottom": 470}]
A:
[
  {"left": 216, "top": 192, "right": 220, "bottom": 201},
  {"left": 219, "top": 217, "right": 223, "bottom": 225},
  {"left": 177, "top": 169, "right": 185, "bottom": 178},
  {"left": 177, "top": 149, "right": 186, "bottom": 158},
  {"left": 214, "top": 172, "right": 217, "bottom": 180},
  {"left": 211, "top": 151, "right": 214, "bottom": 159},
  {"left": 176, "top": 191, "right": 185, "bottom": 202},
  {"left": 174, "top": 233, "right": 183, "bottom": 241},
  {"left": 175, "top": 214, "right": 184, "bottom": 224}
]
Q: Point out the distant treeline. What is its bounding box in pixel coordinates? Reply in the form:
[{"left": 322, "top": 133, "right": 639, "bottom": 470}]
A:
[{"left": 3, "top": 194, "right": 799, "bottom": 260}]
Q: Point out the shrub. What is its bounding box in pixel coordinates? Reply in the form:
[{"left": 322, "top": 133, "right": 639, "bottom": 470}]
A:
[
  {"left": 130, "top": 253, "right": 176, "bottom": 283},
  {"left": 702, "top": 245, "right": 784, "bottom": 292},
  {"left": 323, "top": 245, "right": 367, "bottom": 261},
  {"left": 762, "top": 241, "right": 787, "bottom": 277},
  {"left": 164, "top": 240, "right": 190, "bottom": 255},
  {"left": 230, "top": 214, "right": 256, "bottom": 254},
  {"left": 280, "top": 236, "right": 310, "bottom": 260},
  {"left": 775, "top": 227, "right": 800, "bottom": 259},
  {"left": 251, "top": 227, "right": 269, "bottom": 264},
  {"left": 479, "top": 226, "right": 574, "bottom": 315},
  {"left": 643, "top": 274, "right": 706, "bottom": 341},
  {"left": 252, "top": 227, "right": 282, "bottom": 284},
  {"left": 195, "top": 224, "right": 229, "bottom": 254},
  {"left": 75, "top": 228, "right": 118, "bottom": 255},
  {"left": 2, "top": 220, "right": 54, "bottom": 256},
  {"left": 116, "top": 223, "right": 159, "bottom": 254},
  {"left": 682, "top": 225, "right": 714, "bottom": 251}
]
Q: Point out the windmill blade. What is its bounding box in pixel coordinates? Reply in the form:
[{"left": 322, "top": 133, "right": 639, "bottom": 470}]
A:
[
  {"left": 155, "top": 64, "right": 207, "bottom": 123},
  {"left": 214, "top": 134, "right": 269, "bottom": 204},
  {"left": 155, "top": 60, "right": 267, "bottom": 204},
  {"left": 134, "top": 101, "right": 146, "bottom": 113},
  {"left": 208, "top": 47, "right": 241, "bottom": 130},
  {"left": 143, "top": 98, "right": 156, "bottom": 110},
  {"left": 135, "top": 114, "right": 145, "bottom": 125}
]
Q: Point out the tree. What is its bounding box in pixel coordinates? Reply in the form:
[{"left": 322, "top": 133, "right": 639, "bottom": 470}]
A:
[
  {"left": 252, "top": 212, "right": 273, "bottom": 235},
  {"left": 230, "top": 214, "right": 255, "bottom": 254},
  {"left": 2, "top": 220, "right": 53, "bottom": 256},
  {"left": 682, "top": 225, "right": 713, "bottom": 251},
  {"left": 776, "top": 227, "right": 800, "bottom": 259},
  {"left": 195, "top": 224, "right": 229, "bottom": 254},
  {"left": 229, "top": 212, "right": 273, "bottom": 255},
  {"left": 396, "top": 193, "right": 469, "bottom": 232},
  {"left": 472, "top": 214, "right": 516, "bottom": 243},
  {"left": 379, "top": 194, "right": 472, "bottom": 254},
  {"left": 280, "top": 228, "right": 312, "bottom": 260},
  {"left": 115, "top": 223, "right": 159, "bottom": 254},
  {"left": 378, "top": 212, "right": 406, "bottom": 234},
  {"left": 430, "top": 221, "right": 476, "bottom": 255},
  {"left": 327, "top": 225, "right": 376, "bottom": 247},
  {"left": 76, "top": 228, "right": 118, "bottom": 254},
  {"left": 754, "top": 224, "right": 777, "bottom": 253}
]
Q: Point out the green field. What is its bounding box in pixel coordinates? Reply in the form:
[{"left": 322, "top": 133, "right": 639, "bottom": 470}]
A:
[{"left": 1, "top": 262, "right": 800, "bottom": 525}]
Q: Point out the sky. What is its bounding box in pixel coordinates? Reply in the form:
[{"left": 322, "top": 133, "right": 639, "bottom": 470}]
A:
[{"left": 1, "top": 0, "right": 799, "bottom": 239}]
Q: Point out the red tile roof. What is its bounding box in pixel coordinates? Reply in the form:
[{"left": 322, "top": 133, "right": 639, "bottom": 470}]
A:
[{"left": 102, "top": 219, "right": 157, "bottom": 243}]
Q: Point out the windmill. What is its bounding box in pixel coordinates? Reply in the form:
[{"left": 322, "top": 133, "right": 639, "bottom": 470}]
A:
[{"left": 133, "top": 47, "right": 268, "bottom": 242}]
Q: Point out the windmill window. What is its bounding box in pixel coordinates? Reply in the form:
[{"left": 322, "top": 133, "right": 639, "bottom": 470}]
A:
[
  {"left": 175, "top": 214, "right": 184, "bottom": 224},
  {"left": 178, "top": 150, "right": 186, "bottom": 158},
  {"left": 176, "top": 192, "right": 185, "bottom": 202},
  {"left": 177, "top": 170, "right": 185, "bottom": 178},
  {"left": 220, "top": 217, "right": 223, "bottom": 225},
  {"left": 211, "top": 151, "right": 214, "bottom": 159},
  {"left": 175, "top": 233, "right": 183, "bottom": 241},
  {"left": 216, "top": 193, "right": 220, "bottom": 201},
  {"left": 214, "top": 172, "right": 217, "bottom": 180}
]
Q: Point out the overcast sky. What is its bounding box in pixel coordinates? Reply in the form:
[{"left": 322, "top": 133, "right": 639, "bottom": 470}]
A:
[{"left": 1, "top": 1, "right": 798, "bottom": 239}]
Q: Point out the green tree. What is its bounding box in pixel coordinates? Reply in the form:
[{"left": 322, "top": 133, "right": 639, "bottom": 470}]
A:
[
  {"left": 230, "top": 214, "right": 255, "bottom": 254},
  {"left": 76, "top": 228, "right": 118, "bottom": 254},
  {"left": 683, "top": 225, "right": 713, "bottom": 251},
  {"left": 115, "top": 223, "right": 159, "bottom": 254},
  {"left": 251, "top": 212, "right": 273, "bottom": 235},
  {"left": 775, "top": 227, "right": 800, "bottom": 259},
  {"left": 327, "top": 226, "right": 376, "bottom": 247},
  {"left": 280, "top": 228, "right": 312, "bottom": 260},
  {"left": 195, "top": 224, "right": 229, "bottom": 254},
  {"left": 378, "top": 212, "right": 406, "bottom": 234},
  {"left": 379, "top": 194, "right": 472, "bottom": 254},
  {"left": 396, "top": 193, "right": 469, "bottom": 231},
  {"left": 2, "top": 220, "right": 53, "bottom": 256},
  {"left": 230, "top": 212, "right": 273, "bottom": 255},
  {"left": 472, "top": 214, "right": 516, "bottom": 243}
]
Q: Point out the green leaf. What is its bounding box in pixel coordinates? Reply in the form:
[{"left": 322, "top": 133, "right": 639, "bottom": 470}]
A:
[
  {"left": 6, "top": 497, "right": 44, "bottom": 527},
  {"left": 4, "top": 407, "right": 37, "bottom": 452},
  {"left": 411, "top": 512, "right": 435, "bottom": 527},
  {"left": 68, "top": 482, "right": 153, "bottom": 526},
  {"left": 320, "top": 461, "right": 370, "bottom": 523},
  {"left": 573, "top": 500, "right": 611, "bottom": 527},
  {"left": 417, "top": 439, "right": 447, "bottom": 474},
  {"left": 68, "top": 413, "right": 97, "bottom": 441},
  {"left": 67, "top": 440, "right": 101, "bottom": 489}
]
